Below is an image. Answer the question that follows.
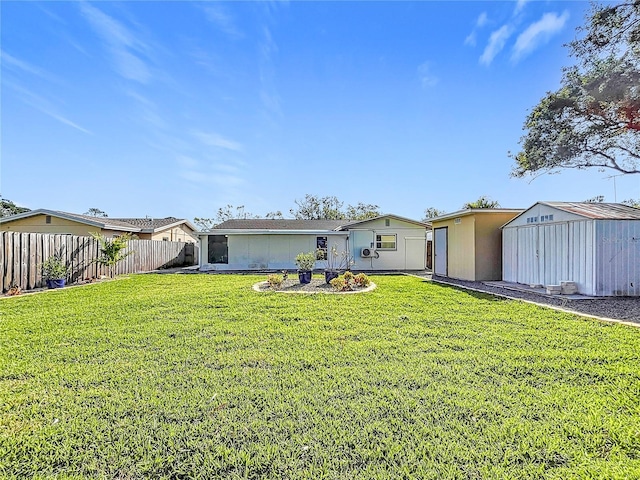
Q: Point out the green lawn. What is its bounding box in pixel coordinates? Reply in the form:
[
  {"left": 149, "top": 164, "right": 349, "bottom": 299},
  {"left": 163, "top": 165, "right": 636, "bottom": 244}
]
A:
[{"left": 1, "top": 274, "right": 639, "bottom": 479}]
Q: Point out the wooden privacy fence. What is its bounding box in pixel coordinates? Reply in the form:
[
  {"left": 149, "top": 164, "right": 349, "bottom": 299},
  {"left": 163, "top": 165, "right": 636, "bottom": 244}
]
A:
[{"left": 1, "top": 232, "right": 199, "bottom": 293}]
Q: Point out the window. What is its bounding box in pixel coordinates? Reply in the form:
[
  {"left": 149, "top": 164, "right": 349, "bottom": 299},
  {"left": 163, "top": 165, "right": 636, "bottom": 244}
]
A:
[
  {"left": 385, "top": 219, "right": 390, "bottom": 226},
  {"left": 208, "top": 235, "right": 228, "bottom": 264},
  {"left": 376, "top": 234, "right": 396, "bottom": 250},
  {"left": 45, "top": 215, "right": 52, "bottom": 224},
  {"left": 162, "top": 237, "right": 169, "bottom": 241},
  {"left": 316, "top": 236, "right": 328, "bottom": 260}
]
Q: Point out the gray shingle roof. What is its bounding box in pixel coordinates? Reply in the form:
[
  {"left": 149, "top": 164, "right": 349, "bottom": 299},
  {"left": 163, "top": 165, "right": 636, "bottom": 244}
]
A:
[
  {"left": 110, "top": 217, "right": 183, "bottom": 230},
  {"left": 54, "top": 211, "right": 141, "bottom": 230},
  {"left": 213, "top": 219, "right": 348, "bottom": 230}
]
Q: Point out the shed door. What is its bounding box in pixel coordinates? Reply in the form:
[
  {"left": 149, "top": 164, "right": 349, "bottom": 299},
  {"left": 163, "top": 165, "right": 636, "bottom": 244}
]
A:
[
  {"left": 434, "top": 227, "right": 448, "bottom": 276},
  {"left": 516, "top": 226, "right": 539, "bottom": 285},
  {"left": 405, "top": 237, "right": 426, "bottom": 270}
]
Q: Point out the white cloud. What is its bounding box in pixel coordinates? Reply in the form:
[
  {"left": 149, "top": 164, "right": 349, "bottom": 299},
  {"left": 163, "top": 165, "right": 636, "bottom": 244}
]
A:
[
  {"left": 514, "top": 0, "right": 530, "bottom": 15},
  {"left": 79, "top": 3, "right": 151, "bottom": 83},
  {"left": 476, "top": 12, "right": 488, "bottom": 27},
  {"left": 512, "top": 11, "right": 570, "bottom": 61},
  {"left": 192, "top": 131, "right": 243, "bottom": 152},
  {"left": 4, "top": 80, "right": 92, "bottom": 135},
  {"left": 203, "top": 4, "right": 243, "bottom": 39},
  {"left": 464, "top": 12, "right": 488, "bottom": 47},
  {"left": 464, "top": 32, "right": 477, "bottom": 47},
  {"left": 259, "top": 26, "right": 282, "bottom": 119},
  {"left": 480, "top": 25, "right": 512, "bottom": 66},
  {"left": 418, "top": 62, "right": 438, "bottom": 88}
]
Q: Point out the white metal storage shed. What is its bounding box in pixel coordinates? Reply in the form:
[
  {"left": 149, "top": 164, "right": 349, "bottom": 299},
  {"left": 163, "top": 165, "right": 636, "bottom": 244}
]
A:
[{"left": 502, "top": 202, "right": 640, "bottom": 296}]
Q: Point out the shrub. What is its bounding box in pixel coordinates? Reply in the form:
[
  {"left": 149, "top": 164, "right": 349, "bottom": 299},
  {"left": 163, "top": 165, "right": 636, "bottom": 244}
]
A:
[
  {"left": 41, "top": 255, "right": 69, "bottom": 280},
  {"left": 329, "top": 276, "right": 348, "bottom": 291},
  {"left": 330, "top": 272, "right": 370, "bottom": 291},
  {"left": 267, "top": 274, "right": 284, "bottom": 289},
  {"left": 294, "top": 251, "right": 316, "bottom": 271},
  {"left": 354, "top": 273, "right": 371, "bottom": 287}
]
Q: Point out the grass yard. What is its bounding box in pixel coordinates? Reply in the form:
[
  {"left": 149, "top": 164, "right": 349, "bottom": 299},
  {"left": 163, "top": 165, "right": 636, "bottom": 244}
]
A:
[{"left": 1, "top": 274, "right": 640, "bottom": 479}]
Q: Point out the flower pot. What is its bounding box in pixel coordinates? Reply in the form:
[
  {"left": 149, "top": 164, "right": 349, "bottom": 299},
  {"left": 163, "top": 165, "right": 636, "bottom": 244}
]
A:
[
  {"left": 46, "top": 279, "right": 66, "bottom": 289},
  {"left": 298, "top": 271, "right": 312, "bottom": 284},
  {"left": 324, "top": 270, "right": 339, "bottom": 284}
]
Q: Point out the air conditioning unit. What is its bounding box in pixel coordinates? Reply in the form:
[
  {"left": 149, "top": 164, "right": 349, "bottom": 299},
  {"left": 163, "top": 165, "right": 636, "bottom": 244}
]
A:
[{"left": 360, "top": 247, "right": 374, "bottom": 258}]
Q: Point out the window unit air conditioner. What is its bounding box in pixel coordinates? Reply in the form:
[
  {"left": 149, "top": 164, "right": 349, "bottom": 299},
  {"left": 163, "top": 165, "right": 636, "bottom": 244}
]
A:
[{"left": 360, "top": 247, "right": 374, "bottom": 258}]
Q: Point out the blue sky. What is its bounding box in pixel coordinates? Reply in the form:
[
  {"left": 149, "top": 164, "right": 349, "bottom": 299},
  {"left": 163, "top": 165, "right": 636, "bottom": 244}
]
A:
[{"left": 2, "top": 1, "right": 639, "bottom": 222}]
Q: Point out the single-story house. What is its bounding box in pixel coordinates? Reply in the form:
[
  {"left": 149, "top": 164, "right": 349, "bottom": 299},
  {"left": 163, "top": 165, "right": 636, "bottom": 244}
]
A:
[
  {"left": 198, "top": 214, "right": 429, "bottom": 271},
  {"left": 431, "top": 208, "right": 524, "bottom": 281},
  {"left": 502, "top": 202, "right": 640, "bottom": 296},
  {"left": 0, "top": 209, "right": 198, "bottom": 243}
]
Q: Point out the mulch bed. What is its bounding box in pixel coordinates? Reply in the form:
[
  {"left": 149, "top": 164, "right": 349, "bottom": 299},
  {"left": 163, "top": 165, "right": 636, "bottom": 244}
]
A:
[{"left": 254, "top": 278, "right": 375, "bottom": 294}]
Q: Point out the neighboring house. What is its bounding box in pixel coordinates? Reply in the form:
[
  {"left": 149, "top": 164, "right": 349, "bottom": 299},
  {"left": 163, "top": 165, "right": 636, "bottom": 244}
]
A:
[
  {"left": 110, "top": 217, "right": 198, "bottom": 243},
  {"left": 431, "top": 209, "right": 523, "bottom": 281},
  {"left": 502, "top": 202, "right": 640, "bottom": 296},
  {"left": 0, "top": 209, "right": 197, "bottom": 243},
  {"left": 198, "top": 214, "right": 429, "bottom": 271}
]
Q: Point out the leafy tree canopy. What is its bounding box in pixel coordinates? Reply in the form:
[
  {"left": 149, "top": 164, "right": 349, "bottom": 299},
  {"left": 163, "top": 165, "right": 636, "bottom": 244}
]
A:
[
  {"left": 422, "top": 207, "right": 445, "bottom": 221},
  {"left": 512, "top": 1, "right": 640, "bottom": 178},
  {"left": 0, "top": 198, "right": 30, "bottom": 218},
  {"left": 345, "top": 202, "right": 382, "bottom": 221},
  {"left": 290, "top": 195, "right": 345, "bottom": 220},
  {"left": 290, "top": 195, "right": 381, "bottom": 220},
  {"left": 84, "top": 208, "right": 108, "bottom": 217},
  {"left": 462, "top": 196, "right": 500, "bottom": 209},
  {"left": 194, "top": 205, "right": 259, "bottom": 231}
]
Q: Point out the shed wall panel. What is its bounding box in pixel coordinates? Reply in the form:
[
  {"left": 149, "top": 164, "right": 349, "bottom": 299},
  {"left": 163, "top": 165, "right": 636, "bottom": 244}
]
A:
[{"left": 595, "top": 220, "right": 640, "bottom": 296}]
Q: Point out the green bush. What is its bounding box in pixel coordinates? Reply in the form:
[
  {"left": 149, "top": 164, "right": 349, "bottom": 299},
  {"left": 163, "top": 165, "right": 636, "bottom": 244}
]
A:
[
  {"left": 267, "top": 274, "right": 283, "bottom": 289},
  {"left": 354, "top": 273, "right": 370, "bottom": 287}
]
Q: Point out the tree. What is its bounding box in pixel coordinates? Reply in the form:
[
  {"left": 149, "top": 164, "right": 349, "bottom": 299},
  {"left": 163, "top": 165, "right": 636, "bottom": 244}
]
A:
[
  {"left": 265, "top": 211, "right": 284, "bottom": 219},
  {"left": 290, "top": 195, "right": 381, "bottom": 220},
  {"left": 194, "top": 205, "right": 258, "bottom": 231},
  {"left": 0, "top": 198, "right": 29, "bottom": 218},
  {"left": 193, "top": 217, "right": 217, "bottom": 231},
  {"left": 90, "top": 232, "right": 133, "bottom": 278},
  {"left": 422, "top": 207, "right": 445, "bottom": 221},
  {"left": 290, "top": 195, "right": 345, "bottom": 220},
  {"left": 585, "top": 195, "right": 605, "bottom": 203},
  {"left": 345, "top": 202, "right": 381, "bottom": 220},
  {"left": 512, "top": 1, "right": 640, "bottom": 178},
  {"left": 462, "top": 196, "right": 500, "bottom": 209},
  {"left": 84, "top": 208, "right": 108, "bottom": 217},
  {"left": 622, "top": 198, "right": 640, "bottom": 208}
]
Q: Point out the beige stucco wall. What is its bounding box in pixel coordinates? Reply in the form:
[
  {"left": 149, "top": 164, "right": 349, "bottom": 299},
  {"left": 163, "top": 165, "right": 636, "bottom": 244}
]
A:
[
  {"left": 474, "top": 212, "right": 521, "bottom": 281},
  {"left": 148, "top": 225, "right": 197, "bottom": 243},
  {"left": 0, "top": 214, "right": 129, "bottom": 237},
  {"left": 432, "top": 216, "right": 475, "bottom": 280}
]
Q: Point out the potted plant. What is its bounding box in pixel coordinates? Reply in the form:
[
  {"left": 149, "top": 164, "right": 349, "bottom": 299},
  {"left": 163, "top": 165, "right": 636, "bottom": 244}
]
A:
[
  {"left": 323, "top": 244, "right": 355, "bottom": 284},
  {"left": 295, "top": 251, "right": 316, "bottom": 284},
  {"left": 41, "top": 254, "right": 68, "bottom": 289}
]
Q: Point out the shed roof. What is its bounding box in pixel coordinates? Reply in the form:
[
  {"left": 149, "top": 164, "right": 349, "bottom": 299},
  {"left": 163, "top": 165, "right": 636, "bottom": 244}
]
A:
[
  {"left": 541, "top": 202, "right": 640, "bottom": 220},
  {"left": 430, "top": 208, "right": 524, "bottom": 223}
]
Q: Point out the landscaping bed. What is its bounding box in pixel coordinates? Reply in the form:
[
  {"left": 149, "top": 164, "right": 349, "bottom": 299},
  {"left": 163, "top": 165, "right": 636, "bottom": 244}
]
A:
[{"left": 254, "top": 275, "right": 376, "bottom": 293}]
